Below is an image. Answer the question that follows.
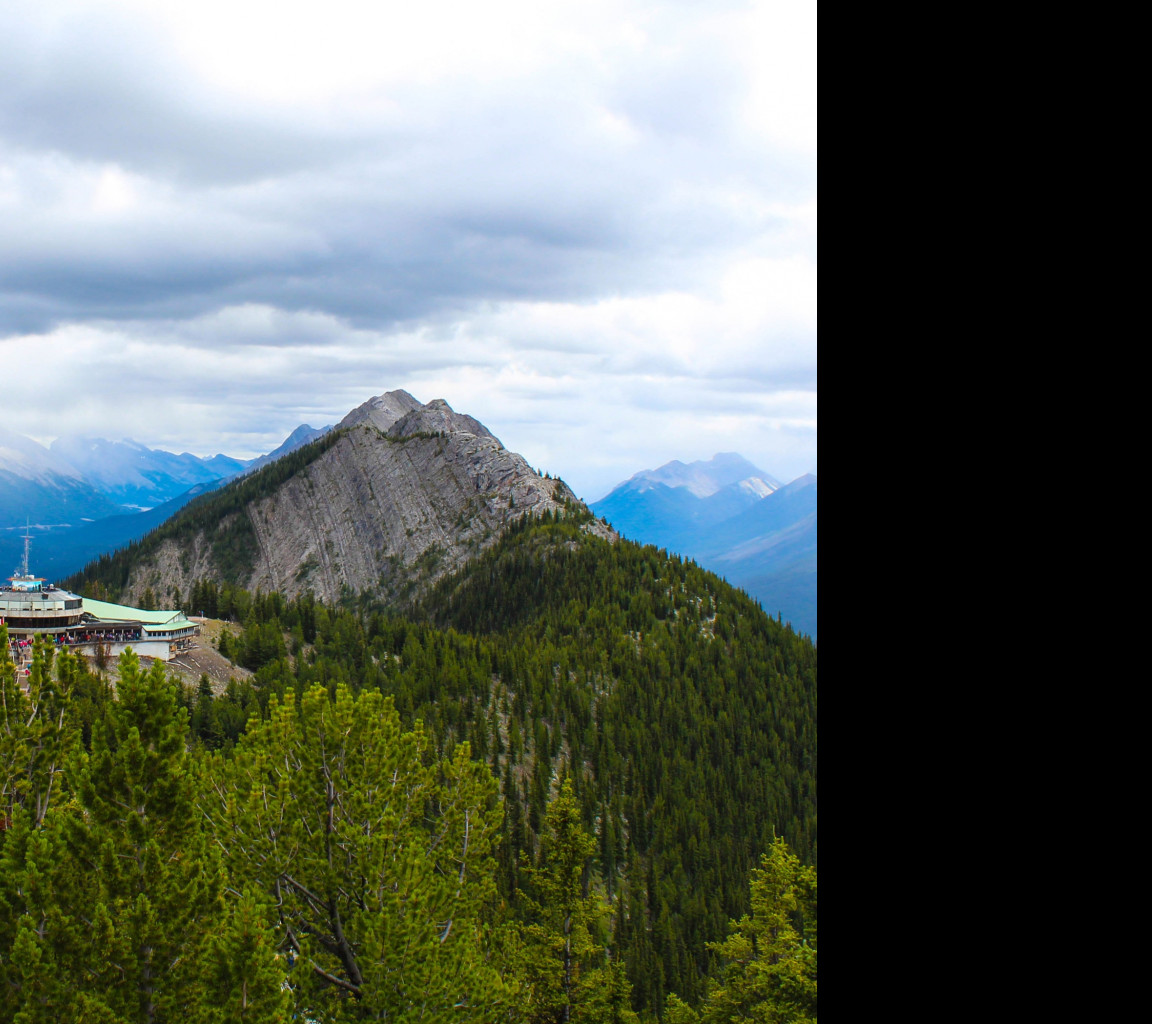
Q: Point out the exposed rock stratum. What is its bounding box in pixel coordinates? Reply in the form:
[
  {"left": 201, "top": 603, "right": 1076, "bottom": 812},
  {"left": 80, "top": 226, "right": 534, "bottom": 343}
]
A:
[{"left": 121, "top": 391, "right": 610, "bottom": 606}]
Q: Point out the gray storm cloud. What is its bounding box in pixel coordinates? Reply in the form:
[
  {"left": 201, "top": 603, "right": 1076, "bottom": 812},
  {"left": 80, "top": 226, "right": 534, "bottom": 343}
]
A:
[{"left": 0, "top": 0, "right": 816, "bottom": 497}]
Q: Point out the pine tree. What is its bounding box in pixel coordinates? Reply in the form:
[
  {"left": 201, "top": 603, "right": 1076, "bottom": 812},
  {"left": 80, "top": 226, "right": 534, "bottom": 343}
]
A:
[
  {"left": 663, "top": 993, "right": 700, "bottom": 1024},
  {"left": 206, "top": 683, "right": 515, "bottom": 1021},
  {"left": 192, "top": 889, "right": 290, "bottom": 1024},
  {"left": 0, "top": 634, "right": 75, "bottom": 828},
  {"left": 55, "top": 650, "right": 224, "bottom": 1022},
  {"left": 0, "top": 804, "right": 86, "bottom": 1020},
  {"left": 0, "top": 635, "right": 86, "bottom": 1019},
  {"left": 190, "top": 674, "right": 222, "bottom": 749},
  {"left": 519, "top": 779, "right": 638, "bottom": 1024},
  {"left": 699, "top": 838, "right": 817, "bottom": 1024}
]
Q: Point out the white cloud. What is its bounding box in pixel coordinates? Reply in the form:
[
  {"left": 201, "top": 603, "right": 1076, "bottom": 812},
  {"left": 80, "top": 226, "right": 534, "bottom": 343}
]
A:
[{"left": 0, "top": 0, "right": 816, "bottom": 496}]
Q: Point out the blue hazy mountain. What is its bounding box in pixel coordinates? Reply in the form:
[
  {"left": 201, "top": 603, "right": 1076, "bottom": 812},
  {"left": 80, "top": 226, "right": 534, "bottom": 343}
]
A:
[
  {"left": 241, "top": 424, "right": 331, "bottom": 475},
  {"left": 48, "top": 436, "right": 253, "bottom": 511},
  {"left": 0, "top": 423, "right": 328, "bottom": 581},
  {"left": 592, "top": 455, "right": 816, "bottom": 639},
  {"left": 1, "top": 427, "right": 125, "bottom": 529},
  {"left": 701, "top": 474, "right": 817, "bottom": 639},
  {"left": 612, "top": 452, "right": 780, "bottom": 498},
  {"left": 0, "top": 482, "right": 219, "bottom": 581}
]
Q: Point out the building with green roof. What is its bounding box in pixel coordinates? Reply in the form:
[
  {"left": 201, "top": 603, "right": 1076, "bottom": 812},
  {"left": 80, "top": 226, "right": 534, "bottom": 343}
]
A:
[{"left": 4, "top": 586, "right": 199, "bottom": 663}]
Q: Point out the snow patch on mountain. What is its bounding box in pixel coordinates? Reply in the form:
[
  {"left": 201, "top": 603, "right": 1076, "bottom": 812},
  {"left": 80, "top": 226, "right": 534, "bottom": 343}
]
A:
[{"left": 614, "top": 452, "right": 781, "bottom": 500}]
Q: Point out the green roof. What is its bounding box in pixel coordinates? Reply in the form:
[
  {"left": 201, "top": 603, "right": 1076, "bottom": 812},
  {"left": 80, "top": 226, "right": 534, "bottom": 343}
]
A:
[
  {"left": 81, "top": 599, "right": 188, "bottom": 625},
  {"left": 142, "top": 620, "right": 196, "bottom": 635}
]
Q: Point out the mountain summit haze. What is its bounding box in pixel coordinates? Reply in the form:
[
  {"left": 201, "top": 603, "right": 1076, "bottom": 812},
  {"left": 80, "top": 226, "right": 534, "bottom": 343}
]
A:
[{"left": 0, "top": 420, "right": 324, "bottom": 578}]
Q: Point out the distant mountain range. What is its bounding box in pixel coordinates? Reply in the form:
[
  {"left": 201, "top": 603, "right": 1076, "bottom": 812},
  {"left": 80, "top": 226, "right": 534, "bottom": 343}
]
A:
[
  {"left": 592, "top": 454, "right": 817, "bottom": 639},
  {"left": 3, "top": 422, "right": 818, "bottom": 640},
  {"left": 1, "top": 427, "right": 125, "bottom": 527},
  {"left": 0, "top": 423, "right": 330, "bottom": 579}
]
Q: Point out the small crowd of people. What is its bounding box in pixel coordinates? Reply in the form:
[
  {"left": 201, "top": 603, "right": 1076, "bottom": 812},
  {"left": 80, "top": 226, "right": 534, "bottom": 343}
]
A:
[
  {"left": 58, "top": 628, "right": 143, "bottom": 645},
  {"left": 7, "top": 628, "right": 143, "bottom": 662}
]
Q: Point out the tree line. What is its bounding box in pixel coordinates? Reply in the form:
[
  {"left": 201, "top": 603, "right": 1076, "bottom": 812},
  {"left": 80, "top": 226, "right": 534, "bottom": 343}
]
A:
[{"left": 8, "top": 512, "right": 816, "bottom": 1020}]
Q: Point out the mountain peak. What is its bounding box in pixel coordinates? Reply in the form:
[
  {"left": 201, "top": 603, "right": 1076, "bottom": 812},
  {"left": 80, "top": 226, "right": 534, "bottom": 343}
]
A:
[
  {"left": 387, "top": 399, "right": 497, "bottom": 443},
  {"left": 337, "top": 390, "right": 424, "bottom": 433},
  {"left": 80, "top": 389, "right": 581, "bottom": 607},
  {"left": 338, "top": 391, "right": 498, "bottom": 443},
  {"left": 779, "top": 473, "right": 817, "bottom": 495},
  {"left": 622, "top": 452, "right": 780, "bottom": 499}
]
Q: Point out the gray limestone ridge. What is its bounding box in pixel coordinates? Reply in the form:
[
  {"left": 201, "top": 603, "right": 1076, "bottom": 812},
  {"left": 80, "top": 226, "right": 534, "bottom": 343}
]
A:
[
  {"left": 121, "top": 390, "right": 613, "bottom": 606},
  {"left": 339, "top": 391, "right": 495, "bottom": 441}
]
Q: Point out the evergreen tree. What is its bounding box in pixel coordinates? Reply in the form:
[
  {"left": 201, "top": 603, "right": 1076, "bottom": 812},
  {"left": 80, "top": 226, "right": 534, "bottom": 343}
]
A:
[
  {"left": 0, "top": 806, "right": 81, "bottom": 1020},
  {"left": 193, "top": 889, "right": 291, "bottom": 1024},
  {"left": 190, "top": 674, "right": 222, "bottom": 749},
  {"left": 0, "top": 636, "right": 80, "bottom": 828},
  {"left": 207, "top": 683, "right": 515, "bottom": 1021},
  {"left": 663, "top": 993, "right": 700, "bottom": 1024},
  {"left": 52, "top": 650, "right": 226, "bottom": 1022},
  {"left": 519, "top": 779, "right": 638, "bottom": 1024},
  {"left": 0, "top": 636, "right": 87, "bottom": 1019},
  {"left": 698, "top": 839, "right": 817, "bottom": 1024}
]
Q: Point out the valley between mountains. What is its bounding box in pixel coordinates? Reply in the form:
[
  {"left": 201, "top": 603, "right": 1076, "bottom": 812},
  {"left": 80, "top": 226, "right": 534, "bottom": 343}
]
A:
[{"left": 3, "top": 390, "right": 816, "bottom": 1023}]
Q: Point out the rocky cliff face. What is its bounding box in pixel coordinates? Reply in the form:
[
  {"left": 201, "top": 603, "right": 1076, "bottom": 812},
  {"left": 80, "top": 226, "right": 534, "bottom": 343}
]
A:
[
  {"left": 121, "top": 391, "right": 607, "bottom": 606},
  {"left": 336, "top": 390, "right": 424, "bottom": 433}
]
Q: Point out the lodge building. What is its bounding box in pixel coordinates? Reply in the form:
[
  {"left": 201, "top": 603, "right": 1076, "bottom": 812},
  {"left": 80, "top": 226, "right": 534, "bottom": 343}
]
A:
[{"left": 2, "top": 570, "right": 199, "bottom": 663}]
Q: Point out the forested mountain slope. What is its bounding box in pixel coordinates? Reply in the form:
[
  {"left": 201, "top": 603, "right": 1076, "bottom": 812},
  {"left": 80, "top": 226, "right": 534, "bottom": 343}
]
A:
[
  {"left": 422, "top": 514, "right": 816, "bottom": 1007},
  {"left": 417, "top": 514, "right": 816, "bottom": 1004},
  {"left": 195, "top": 510, "right": 817, "bottom": 1013},
  {"left": 11, "top": 507, "right": 816, "bottom": 1019}
]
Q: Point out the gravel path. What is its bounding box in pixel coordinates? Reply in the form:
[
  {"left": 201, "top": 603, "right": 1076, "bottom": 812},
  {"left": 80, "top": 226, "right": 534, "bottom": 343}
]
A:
[{"left": 163, "top": 618, "right": 252, "bottom": 693}]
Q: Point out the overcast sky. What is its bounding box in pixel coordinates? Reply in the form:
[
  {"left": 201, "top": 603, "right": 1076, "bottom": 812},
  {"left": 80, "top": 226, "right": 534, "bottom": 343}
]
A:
[{"left": 1, "top": 0, "right": 815, "bottom": 501}]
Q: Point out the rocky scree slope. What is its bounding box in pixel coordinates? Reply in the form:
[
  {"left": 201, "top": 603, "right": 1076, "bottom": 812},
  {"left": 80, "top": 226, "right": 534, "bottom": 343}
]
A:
[{"left": 108, "top": 391, "right": 600, "bottom": 606}]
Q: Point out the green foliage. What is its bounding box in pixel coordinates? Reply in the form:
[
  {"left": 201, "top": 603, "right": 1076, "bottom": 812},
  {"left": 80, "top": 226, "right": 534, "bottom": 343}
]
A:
[
  {"left": 518, "top": 779, "right": 638, "bottom": 1024},
  {"left": 417, "top": 515, "right": 817, "bottom": 1010},
  {"left": 4, "top": 508, "right": 817, "bottom": 1020},
  {"left": 0, "top": 636, "right": 114, "bottom": 1018},
  {"left": 0, "top": 633, "right": 77, "bottom": 829},
  {"left": 235, "top": 616, "right": 288, "bottom": 671},
  {"left": 60, "top": 651, "right": 222, "bottom": 1021},
  {"left": 194, "top": 889, "right": 291, "bottom": 1024},
  {"left": 0, "top": 649, "right": 279, "bottom": 1023},
  {"left": 207, "top": 683, "right": 515, "bottom": 1021},
  {"left": 697, "top": 839, "right": 817, "bottom": 1024},
  {"left": 176, "top": 514, "right": 816, "bottom": 1014},
  {"left": 663, "top": 993, "right": 701, "bottom": 1024}
]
